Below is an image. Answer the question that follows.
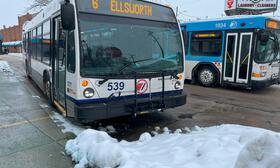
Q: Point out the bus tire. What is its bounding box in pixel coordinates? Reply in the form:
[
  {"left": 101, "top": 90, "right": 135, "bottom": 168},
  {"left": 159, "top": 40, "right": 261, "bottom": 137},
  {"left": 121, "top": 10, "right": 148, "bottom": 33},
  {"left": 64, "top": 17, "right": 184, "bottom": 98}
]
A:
[
  {"left": 25, "top": 60, "right": 31, "bottom": 79},
  {"left": 43, "top": 73, "right": 52, "bottom": 104},
  {"left": 198, "top": 67, "right": 217, "bottom": 87}
]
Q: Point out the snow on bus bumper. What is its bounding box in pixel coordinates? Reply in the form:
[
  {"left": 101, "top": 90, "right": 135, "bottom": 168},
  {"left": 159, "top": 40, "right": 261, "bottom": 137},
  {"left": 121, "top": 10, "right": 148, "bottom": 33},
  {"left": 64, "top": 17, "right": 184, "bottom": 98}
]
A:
[{"left": 71, "top": 91, "right": 186, "bottom": 122}]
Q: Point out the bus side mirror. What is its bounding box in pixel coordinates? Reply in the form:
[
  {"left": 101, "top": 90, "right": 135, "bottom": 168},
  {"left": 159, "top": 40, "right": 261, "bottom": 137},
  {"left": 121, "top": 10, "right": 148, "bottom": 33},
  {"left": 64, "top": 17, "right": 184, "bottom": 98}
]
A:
[{"left": 61, "top": 3, "right": 75, "bottom": 31}]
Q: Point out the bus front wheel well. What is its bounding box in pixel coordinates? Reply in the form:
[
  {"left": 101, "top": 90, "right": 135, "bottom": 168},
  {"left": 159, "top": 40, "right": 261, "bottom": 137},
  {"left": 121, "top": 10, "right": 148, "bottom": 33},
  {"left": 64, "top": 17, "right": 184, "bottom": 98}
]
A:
[{"left": 192, "top": 63, "right": 220, "bottom": 86}]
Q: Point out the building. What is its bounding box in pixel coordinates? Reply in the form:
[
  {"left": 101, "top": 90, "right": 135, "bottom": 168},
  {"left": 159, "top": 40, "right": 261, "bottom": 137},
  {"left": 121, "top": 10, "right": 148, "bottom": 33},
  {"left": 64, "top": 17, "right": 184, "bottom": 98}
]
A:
[{"left": 0, "top": 13, "right": 34, "bottom": 53}]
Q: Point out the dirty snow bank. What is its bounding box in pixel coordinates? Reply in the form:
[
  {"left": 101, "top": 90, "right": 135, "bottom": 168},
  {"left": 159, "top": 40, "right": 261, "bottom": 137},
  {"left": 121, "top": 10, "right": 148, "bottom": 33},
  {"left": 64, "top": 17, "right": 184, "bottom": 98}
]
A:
[{"left": 65, "top": 125, "right": 280, "bottom": 168}]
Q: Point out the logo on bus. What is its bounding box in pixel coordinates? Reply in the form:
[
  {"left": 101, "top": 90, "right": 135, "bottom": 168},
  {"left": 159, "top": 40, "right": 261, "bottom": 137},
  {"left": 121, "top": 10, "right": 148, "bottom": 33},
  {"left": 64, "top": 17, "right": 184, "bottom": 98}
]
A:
[
  {"left": 136, "top": 80, "right": 148, "bottom": 94},
  {"left": 230, "top": 21, "right": 238, "bottom": 28}
]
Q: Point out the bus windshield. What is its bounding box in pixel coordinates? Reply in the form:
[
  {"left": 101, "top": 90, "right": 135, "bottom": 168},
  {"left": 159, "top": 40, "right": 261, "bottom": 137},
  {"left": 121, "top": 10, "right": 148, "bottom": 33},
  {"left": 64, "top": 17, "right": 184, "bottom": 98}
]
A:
[
  {"left": 255, "top": 30, "right": 280, "bottom": 63},
  {"left": 79, "top": 13, "right": 183, "bottom": 77}
]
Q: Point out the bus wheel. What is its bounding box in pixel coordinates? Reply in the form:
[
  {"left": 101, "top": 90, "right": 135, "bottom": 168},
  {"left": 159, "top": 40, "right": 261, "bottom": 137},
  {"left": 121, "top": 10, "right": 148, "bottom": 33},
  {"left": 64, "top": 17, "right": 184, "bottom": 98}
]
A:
[
  {"left": 44, "top": 80, "right": 52, "bottom": 104},
  {"left": 25, "top": 61, "right": 30, "bottom": 79},
  {"left": 198, "top": 67, "right": 216, "bottom": 87}
]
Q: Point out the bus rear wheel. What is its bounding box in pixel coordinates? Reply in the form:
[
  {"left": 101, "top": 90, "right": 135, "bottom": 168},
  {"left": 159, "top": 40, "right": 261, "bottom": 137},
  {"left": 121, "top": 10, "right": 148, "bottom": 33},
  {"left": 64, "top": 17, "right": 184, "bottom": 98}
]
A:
[
  {"left": 44, "top": 80, "right": 52, "bottom": 104},
  {"left": 25, "top": 61, "right": 31, "bottom": 79},
  {"left": 198, "top": 67, "right": 217, "bottom": 87}
]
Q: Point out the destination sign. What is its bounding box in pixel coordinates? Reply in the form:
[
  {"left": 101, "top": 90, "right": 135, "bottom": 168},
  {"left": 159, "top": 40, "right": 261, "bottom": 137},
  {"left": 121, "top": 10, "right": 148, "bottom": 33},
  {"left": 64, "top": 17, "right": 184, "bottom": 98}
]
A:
[
  {"left": 193, "top": 32, "right": 221, "bottom": 39},
  {"left": 77, "top": 0, "right": 177, "bottom": 23}
]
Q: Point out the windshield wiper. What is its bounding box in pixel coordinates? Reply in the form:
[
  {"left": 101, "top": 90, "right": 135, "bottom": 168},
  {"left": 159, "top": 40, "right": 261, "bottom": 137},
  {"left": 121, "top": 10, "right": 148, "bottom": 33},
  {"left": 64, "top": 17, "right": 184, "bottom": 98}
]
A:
[
  {"left": 118, "top": 57, "right": 155, "bottom": 73},
  {"left": 146, "top": 30, "right": 165, "bottom": 59},
  {"left": 97, "top": 58, "right": 155, "bottom": 85}
]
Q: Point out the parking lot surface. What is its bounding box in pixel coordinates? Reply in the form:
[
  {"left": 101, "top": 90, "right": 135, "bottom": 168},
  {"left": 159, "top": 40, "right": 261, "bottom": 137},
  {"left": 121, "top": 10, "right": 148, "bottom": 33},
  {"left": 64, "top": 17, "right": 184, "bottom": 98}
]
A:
[{"left": 1, "top": 54, "right": 280, "bottom": 167}]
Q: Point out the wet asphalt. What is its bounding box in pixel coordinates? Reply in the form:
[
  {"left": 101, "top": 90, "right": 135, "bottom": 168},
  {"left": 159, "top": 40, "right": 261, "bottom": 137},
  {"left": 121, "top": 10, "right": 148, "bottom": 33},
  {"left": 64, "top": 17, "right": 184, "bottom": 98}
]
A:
[
  {"left": 1, "top": 53, "right": 280, "bottom": 167},
  {"left": 0, "top": 54, "right": 73, "bottom": 168}
]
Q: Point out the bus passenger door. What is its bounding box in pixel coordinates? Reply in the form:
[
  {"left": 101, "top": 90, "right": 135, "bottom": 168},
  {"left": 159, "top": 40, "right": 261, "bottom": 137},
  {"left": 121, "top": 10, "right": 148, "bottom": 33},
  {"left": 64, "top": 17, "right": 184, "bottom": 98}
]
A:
[
  {"left": 236, "top": 33, "right": 253, "bottom": 84},
  {"left": 223, "top": 32, "right": 253, "bottom": 85},
  {"left": 223, "top": 33, "right": 238, "bottom": 82},
  {"left": 53, "top": 18, "right": 67, "bottom": 108}
]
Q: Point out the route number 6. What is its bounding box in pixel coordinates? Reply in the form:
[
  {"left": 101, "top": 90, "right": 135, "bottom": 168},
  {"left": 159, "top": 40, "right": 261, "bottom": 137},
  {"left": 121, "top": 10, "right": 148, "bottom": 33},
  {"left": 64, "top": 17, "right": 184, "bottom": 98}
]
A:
[{"left": 92, "top": 0, "right": 99, "bottom": 9}]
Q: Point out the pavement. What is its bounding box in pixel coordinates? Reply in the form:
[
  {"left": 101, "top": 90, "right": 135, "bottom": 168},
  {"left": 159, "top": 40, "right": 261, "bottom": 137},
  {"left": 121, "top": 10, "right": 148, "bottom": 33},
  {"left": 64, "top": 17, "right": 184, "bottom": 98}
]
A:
[
  {"left": 0, "top": 54, "right": 73, "bottom": 168},
  {"left": 1, "top": 53, "right": 280, "bottom": 167}
]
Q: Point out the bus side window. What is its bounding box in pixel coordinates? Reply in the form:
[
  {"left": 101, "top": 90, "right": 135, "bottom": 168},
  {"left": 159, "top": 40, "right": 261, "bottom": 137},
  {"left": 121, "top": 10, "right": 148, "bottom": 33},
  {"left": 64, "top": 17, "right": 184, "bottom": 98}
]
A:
[
  {"left": 190, "top": 31, "right": 222, "bottom": 56},
  {"left": 42, "top": 20, "right": 51, "bottom": 65},
  {"left": 67, "top": 30, "right": 75, "bottom": 73},
  {"left": 37, "top": 26, "right": 42, "bottom": 61},
  {"left": 32, "top": 29, "right": 37, "bottom": 59},
  {"left": 23, "top": 34, "right": 26, "bottom": 52},
  {"left": 27, "top": 32, "right": 31, "bottom": 55}
]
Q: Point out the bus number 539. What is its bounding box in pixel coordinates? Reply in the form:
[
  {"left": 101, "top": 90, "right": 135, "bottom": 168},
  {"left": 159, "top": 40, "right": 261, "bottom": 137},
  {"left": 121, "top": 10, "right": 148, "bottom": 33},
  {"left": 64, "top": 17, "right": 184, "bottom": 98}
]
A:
[{"left": 107, "top": 82, "right": 125, "bottom": 91}]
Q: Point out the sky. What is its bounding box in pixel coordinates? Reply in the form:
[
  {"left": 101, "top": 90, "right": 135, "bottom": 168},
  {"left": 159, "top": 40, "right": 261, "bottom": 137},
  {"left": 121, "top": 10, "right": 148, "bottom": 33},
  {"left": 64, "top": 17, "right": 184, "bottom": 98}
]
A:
[
  {"left": 0, "top": 0, "right": 30, "bottom": 28},
  {"left": 0, "top": 0, "right": 279, "bottom": 28}
]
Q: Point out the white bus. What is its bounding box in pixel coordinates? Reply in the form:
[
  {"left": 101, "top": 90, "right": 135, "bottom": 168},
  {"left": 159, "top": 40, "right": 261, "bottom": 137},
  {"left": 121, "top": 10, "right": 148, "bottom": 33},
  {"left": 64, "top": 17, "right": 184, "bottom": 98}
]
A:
[{"left": 22, "top": 0, "right": 186, "bottom": 122}]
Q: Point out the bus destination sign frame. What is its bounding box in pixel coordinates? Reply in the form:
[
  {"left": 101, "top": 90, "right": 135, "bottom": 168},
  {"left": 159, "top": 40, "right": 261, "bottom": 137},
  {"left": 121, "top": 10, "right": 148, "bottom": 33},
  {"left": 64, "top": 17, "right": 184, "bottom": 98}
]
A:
[{"left": 76, "top": 0, "right": 177, "bottom": 23}]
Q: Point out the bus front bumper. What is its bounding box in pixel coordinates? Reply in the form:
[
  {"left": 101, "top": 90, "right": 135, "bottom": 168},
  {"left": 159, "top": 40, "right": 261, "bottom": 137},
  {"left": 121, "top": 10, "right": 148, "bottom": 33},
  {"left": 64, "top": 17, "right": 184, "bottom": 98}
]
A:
[
  {"left": 252, "top": 78, "right": 280, "bottom": 89},
  {"left": 73, "top": 93, "right": 187, "bottom": 122}
]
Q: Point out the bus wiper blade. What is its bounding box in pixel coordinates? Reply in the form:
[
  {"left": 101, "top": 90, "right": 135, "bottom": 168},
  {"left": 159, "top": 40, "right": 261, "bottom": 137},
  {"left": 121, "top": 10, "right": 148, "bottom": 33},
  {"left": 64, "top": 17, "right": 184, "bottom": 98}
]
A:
[
  {"left": 118, "top": 57, "right": 155, "bottom": 74},
  {"left": 98, "top": 78, "right": 109, "bottom": 85},
  {"left": 146, "top": 30, "right": 165, "bottom": 59}
]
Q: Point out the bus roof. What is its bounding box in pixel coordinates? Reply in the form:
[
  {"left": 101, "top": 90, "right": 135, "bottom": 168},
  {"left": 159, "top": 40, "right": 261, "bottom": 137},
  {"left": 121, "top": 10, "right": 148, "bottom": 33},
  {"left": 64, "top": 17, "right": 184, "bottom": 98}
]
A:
[
  {"left": 23, "top": 0, "right": 61, "bottom": 32},
  {"left": 181, "top": 16, "right": 280, "bottom": 31}
]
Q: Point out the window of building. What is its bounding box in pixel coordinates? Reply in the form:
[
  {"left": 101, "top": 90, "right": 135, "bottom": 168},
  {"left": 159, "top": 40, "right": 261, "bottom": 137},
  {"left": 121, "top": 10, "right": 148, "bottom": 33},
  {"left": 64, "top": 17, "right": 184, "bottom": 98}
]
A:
[
  {"left": 190, "top": 31, "right": 222, "bottom": 56},
  {"left": 67, "top": 30, "right": 75, "bottom": 73},
  {"left": 42, "top": 20, "right": 51, "bottom": 65}
]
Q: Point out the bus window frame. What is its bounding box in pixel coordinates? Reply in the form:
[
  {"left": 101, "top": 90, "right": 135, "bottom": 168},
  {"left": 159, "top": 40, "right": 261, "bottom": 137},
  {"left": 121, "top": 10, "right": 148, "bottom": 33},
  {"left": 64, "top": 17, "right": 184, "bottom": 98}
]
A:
[
  {"left": 77, "top": 12, "right": 184, "bottom": 78},
  {"left": 181, "top": 27, "right": 188, "bottom": 55},
  {"left": 190, "top": 31, "right": 223, "bottom": 57},
  {"left": 41, "top": 19, "right": 52, "bottom": 66},
  {"left": 254, "top": 29, "right": 280, "bottom": 64}
]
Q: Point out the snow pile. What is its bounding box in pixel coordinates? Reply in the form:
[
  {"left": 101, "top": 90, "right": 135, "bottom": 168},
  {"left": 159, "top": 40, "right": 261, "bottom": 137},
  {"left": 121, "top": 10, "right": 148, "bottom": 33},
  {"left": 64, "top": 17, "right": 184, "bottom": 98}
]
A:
[
  {"left": 65, "top": 124, "right": 280, "bottom": 168},
  {"left": 66, "top": 129, "right": 129, "bottom": 168},
  {"left": 234, "top": 133, "right": 280, "bottom": 168}
]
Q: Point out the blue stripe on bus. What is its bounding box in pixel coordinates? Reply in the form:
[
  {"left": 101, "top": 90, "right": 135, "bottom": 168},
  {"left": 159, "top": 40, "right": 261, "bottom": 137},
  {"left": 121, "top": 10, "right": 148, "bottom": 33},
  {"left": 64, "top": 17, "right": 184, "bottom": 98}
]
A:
[
  {"left": 181, "top": 16, "right": 267, "bottom": 31},
  {"left": 67, "top": 90, "right": 183, "bottom": 105}
]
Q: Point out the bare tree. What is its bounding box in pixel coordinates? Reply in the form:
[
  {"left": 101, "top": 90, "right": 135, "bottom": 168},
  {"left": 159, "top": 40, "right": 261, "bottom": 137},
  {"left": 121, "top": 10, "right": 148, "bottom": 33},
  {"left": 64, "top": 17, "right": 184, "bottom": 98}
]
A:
[{"left": 27, "top": 0, "right": 52, "bottom": 11}]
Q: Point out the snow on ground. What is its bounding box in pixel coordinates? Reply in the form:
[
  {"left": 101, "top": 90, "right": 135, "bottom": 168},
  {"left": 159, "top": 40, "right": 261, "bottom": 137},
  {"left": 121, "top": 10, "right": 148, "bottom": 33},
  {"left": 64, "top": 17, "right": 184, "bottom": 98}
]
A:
[
  {"left": 50, "top": 112, "right": 85, "bottom": 136},
  {"left": 0, "top": 61, "right": 13, "bottom": 73},
  {"left": 65, "top": 124, "right": 280, "bottom": 168},
  {"left": 8, "top": 53, "right": 23, "bottom": 57}
]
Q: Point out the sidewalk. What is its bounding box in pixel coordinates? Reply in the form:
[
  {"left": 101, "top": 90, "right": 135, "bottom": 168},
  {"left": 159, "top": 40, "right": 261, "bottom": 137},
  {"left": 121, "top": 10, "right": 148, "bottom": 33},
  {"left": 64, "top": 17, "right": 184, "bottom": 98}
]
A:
[{"left": 0, "top": 59, "right": 73, "bottom": 168}]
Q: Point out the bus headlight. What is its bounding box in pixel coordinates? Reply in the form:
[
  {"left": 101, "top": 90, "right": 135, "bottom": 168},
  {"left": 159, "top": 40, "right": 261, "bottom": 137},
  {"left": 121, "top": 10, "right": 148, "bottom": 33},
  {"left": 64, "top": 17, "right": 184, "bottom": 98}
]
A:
[
  {"left": 261, "top": 72, "right": 267, "bottom": 77},
  {"left": 83, "top": 88, "right": 95, "bottom": 98},
  {"left": 174, "top": 81, "right": 181, "bottom": 90}
]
